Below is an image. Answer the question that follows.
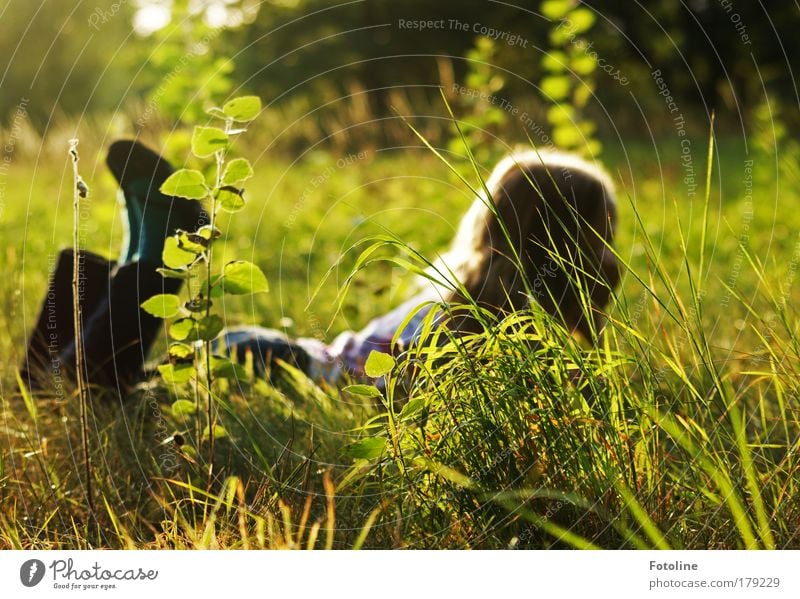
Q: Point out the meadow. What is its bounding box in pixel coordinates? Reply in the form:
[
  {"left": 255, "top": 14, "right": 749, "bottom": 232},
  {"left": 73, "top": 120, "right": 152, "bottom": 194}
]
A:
[{"left": 1, "top": 116, "right": 799, "bottom": 549}]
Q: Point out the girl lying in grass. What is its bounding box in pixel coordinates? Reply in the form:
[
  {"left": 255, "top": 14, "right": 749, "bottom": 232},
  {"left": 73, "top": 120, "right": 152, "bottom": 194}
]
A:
[{"left": 22, "top": 140, "right": 618, "bottom": 395}]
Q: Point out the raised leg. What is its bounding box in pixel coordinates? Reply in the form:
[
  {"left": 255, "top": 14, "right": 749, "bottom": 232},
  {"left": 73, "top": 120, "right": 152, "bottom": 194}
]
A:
[{"left": 21, "top": 249, "right": 115, "bottom": 390}]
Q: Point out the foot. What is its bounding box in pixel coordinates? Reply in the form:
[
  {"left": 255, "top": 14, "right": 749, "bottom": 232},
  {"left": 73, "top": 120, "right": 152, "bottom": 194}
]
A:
[
  {"left": 107, "top": 140, "right": 209, "bottom": 264},
  {"left": 106, "top": 139, "right": 174, "bottom": 191}
]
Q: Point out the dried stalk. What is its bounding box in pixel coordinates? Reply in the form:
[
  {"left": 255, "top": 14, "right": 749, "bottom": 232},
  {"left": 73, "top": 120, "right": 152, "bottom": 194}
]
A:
[{"left": 68, "top": 138, "right": 94, "bottom": 517}]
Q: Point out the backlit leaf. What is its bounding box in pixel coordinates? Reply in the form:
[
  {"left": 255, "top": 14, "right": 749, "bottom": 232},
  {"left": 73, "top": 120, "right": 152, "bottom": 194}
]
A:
[
  {"left": 141, "top": 293, "right": 182, "bottom": 319},
  {"left": 216, "top": 185, "right": 245, "bottom": 212},
  {"left": 343, "top": 437, "right": 386, "bottom": 460},
  {"left": 210, "top": 355, "right": 247, "bottom": 379},
  {"left": 222, "top": 96, "right": 261, "bottom": 122},
  {"left": 343, "top": 384, "right": 382, "bottom": 398},
  {"left": 168, "top": 343, "right": 194, "bottom": 361},
  {"left": 222, "top": 158, "right": 254, "bottom": 185},
  {"left": 192, "top": 126, "right": 228, "bottom": 158},
  {"left": 364, "top": 350, "right": 394, "bottom": 378},
  {"left": 202, "top": 424, "right": 228, "bottom": 440},
  {"left": 160, "top": 169, "right": 207, "bottom": 200},
  {"left": 162, "top": 236, "right": 197, "bottom": 269},
  {"left": 169, "top": 315, "right": 224, "bottom": 342},
  {"left": 221, "top": 260, "right": 268, "bottom": 295},
  {"left": 158, "top": 363, "right": 194, "bottom": 384},
  {"left": 541, "top": 75, "right": 572, "bottom": 101},
  {"left": 171, "top": 399, "right": 197, "bottom": 416},
  {"left": 541, "top": 0, "right": 573, "bottom": 20},
  {"left": 541, "top": 50, "right": 568, "bottom": 73},
  {"left": 567, "top": 7, "right": 596, "bottom": 34}
]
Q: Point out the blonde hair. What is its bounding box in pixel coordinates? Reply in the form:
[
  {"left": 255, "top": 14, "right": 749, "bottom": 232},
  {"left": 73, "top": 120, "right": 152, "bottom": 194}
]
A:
[{"left": 432, "top": 150, "right": 618, "bottom": 340}]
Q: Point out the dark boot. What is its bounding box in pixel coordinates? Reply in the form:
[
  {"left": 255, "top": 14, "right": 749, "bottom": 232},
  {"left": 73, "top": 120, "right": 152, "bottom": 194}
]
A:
[
  {"left": 106, "top": 139, "right": 210, "bottom": 264},
  {"left": 59, "top": 261, "right": 182, "bottom": 392},
  {"left": 21, "top": 249, "right": 115, "bottom": 390}
]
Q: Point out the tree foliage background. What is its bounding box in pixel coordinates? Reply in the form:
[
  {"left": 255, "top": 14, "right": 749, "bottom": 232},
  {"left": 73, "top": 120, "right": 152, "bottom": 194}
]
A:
[{"left": 1, "top": 1, "right": 797, "bottom": 144}]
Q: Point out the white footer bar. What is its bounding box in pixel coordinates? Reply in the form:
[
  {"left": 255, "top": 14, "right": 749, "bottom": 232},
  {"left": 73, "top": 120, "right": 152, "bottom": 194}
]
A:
[{"left": 2, "top": 550, "right": 798, "bottom": 598}]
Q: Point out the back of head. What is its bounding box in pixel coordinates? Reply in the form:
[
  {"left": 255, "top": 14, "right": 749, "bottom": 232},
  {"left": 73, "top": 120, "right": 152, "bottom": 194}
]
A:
[{"left": 440, "top": 150, "right": 619, "bottom": 340}]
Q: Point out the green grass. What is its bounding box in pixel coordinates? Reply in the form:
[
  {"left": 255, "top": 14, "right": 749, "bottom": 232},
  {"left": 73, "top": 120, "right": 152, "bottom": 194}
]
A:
[{"left": 1, "top": 128, "right": 799, "bottom": 549}]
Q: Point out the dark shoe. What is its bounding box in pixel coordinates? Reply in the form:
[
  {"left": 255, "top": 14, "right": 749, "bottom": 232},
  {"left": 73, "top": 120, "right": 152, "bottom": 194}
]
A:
[
  {"left": 106, "top": 139, "right": 175, "bottom": 195},
  {"left": 107, "top": 140, "right": 209, "bottom": 264}
]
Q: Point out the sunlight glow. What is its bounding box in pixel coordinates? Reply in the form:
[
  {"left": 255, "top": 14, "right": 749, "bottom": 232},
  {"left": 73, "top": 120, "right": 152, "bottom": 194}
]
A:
[{"left": 133, "top": 3, "right": 172, "bottom": 36}]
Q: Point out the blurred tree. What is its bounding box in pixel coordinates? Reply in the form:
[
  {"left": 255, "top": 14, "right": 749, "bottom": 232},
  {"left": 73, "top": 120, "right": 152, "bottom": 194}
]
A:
[
  {"left": 0, "top": 1, "right": 137, "bottom": 128},
  {"left": 539, "top": 0, "right": 602, "bottom": 157},
  {"left": 234, "top": 0, "right": 544, "bottom": 116},
  {"left": 1, "top": 0, "right": 797, "bottom": 135},
  {"left": 582, "top": 1, "right": 800, "bottom": 128},
  {"left": 131, "top": 0, "right": 260, "bottom": 126}
]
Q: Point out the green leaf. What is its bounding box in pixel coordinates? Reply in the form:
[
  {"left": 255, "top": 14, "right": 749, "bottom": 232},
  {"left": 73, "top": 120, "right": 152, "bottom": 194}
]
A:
[
  {"left": 180, "top": 444, "right": 198, "bottom": 459},
  {"left": 573, "top": 80, "right": 595, "bottom": 108},
  {"left": 343, "top": 437, "right": 386, "bottom": 460},
  {"left": 176, "top": 230, "right": 209, "bottom": 254},
  {"left": 221, "top": 260, "right": 269, "bottom": 295},
  {"left": 578, "top": 119, "right": 597, "bottom": 136},
  {"left": 343, "top": 384, "right": 382, "bottom": 398},
  {"left": 204, "top": 276, "right": 224, "bottom": 299},
  {"left": 540, "top": 75, "right": 572, "bottom": 101},
  {"left": 210, "top": 355, "right": 247, "bottom": 379},
  {"left": 197, "top": 315, "right": 225, "bottom": 341},
  {"left": 549, "top": 25, "right": 573, "bottom": 46},
  {"left": 192, "top": 126, "right": 229, "bottom": 158},
  {"left": 400, "top": 397, "right": 426, "bottom": 419},
  {"left": 158, "top": 363, "right": 194, "bottom": 384},
  {"left": 585, "top": 139, "right": 603, "bottom": 158},
  {"left": 215, "top": 185, "right": 245, "bottom": 212},
  {"left": 547, "top": 104, "right": 575, "bottom": 126},
  {"left": 222, "top": 96, "right": 261, "bottom": 122},
  {"left": 140, "top": 293, "right": 182, "bottom": 319},
  {"left": 169, "top": 315, "right": 224, "bottom": 342},
  {"left": 156, "top": 267, "right": 190, "bottom": 280},
  {"left": 567, "top": 7, "right": 596, "bottom": 34},
  {"left": 202, "top": 424, "right": 228, "bottom": 440},
  {"left": 171, "top": 399, "right": 198, "bottom": 416},
  {"left": 541, "top": 50, "right": 568, "bottom": 73},
  {"left": 364, "top": 350, "right": 394, "bottom": 378},
  {"left": 553, "top": 123, "right": 584, "bottom": 148},
  {"left": 169, "top": 318, "right": 195, "bottom": 341},
  {"left": 168, "top": 342, "right": 194, "bottom": 361},
  {"left": 15, "top": 370, "right": 37, "bottom": 422},
  {"left": 197, "top": 224, "right": 222, "bottom": 241},
  {"left": 160, "top": 169, "right": 208, "bottom": 200},
  {"left": 222, "top": 158, "right": 254, "bottom": 185},
  {"left": 162, "top": 236, "right": 197, "bottom": 270},
  {"left": 541, "top": 0, "right": 573, "bottom": 19},
  {"left": 570, "top": 53, "right": 597, "bottom": 76}
]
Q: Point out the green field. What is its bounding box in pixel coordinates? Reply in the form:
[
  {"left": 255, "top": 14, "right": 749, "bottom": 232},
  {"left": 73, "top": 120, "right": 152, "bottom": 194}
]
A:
[{"left": 1, "top": 124, "right": 799, "bottom": 549}]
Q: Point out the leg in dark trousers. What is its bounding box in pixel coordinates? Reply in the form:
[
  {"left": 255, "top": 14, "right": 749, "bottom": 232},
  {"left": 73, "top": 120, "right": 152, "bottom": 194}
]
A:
[
  {"left": 59, "top": 261, "right": 182, "bottom": 391},
  {"left": 22, "top": 139, "right": 207, "bottom": 395},
  {"left": 21, "top": 249, "right": 115, "bottom": 390}
]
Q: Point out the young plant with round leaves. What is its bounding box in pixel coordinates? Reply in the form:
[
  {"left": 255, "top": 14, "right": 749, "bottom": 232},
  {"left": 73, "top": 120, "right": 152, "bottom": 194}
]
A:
[
  {"left": 140, "top": 95, "right": 266, "bottom": 480},
  {"left": 447, "top": 36, "right": 509, "bottom": 166},
  {"left": 539, "top": 0, "right": 602, "bottom": 158}
]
